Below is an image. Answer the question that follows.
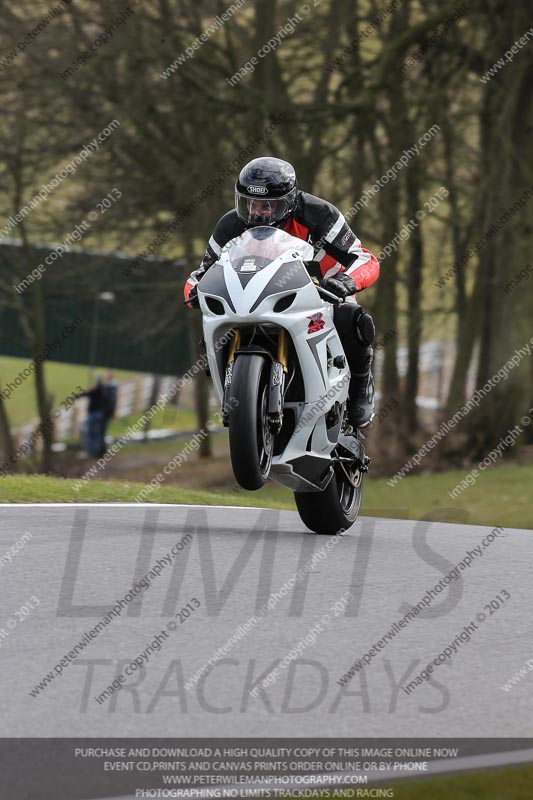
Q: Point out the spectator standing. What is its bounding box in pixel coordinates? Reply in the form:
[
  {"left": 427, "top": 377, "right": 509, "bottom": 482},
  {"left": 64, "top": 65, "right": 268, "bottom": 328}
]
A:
[
  {"left": 79, "top": 376, "right": 109, "bottom": 458},
  {"left": 102, "top": 371, "right": 119, "bottom": 449}
]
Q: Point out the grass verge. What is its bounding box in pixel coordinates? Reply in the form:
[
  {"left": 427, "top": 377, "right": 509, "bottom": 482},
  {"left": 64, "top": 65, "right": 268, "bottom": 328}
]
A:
[
  {"left": 0, "top": 463, "right": 531, "bottom": 529},
  {"left": 0, "top": 475, "right": 291, "bottom": 507},
  {"left": 314, "top": 763, "right": 533, "bottom": 799}
]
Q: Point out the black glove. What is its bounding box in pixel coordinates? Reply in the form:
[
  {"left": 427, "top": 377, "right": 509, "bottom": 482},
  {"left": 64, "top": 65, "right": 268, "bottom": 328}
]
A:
[
  {"left": 321, "top": 272, "right": 357, "bottom": 298},
  {"left": 185, "top": 284, "right": 199, "bottom": 308}
]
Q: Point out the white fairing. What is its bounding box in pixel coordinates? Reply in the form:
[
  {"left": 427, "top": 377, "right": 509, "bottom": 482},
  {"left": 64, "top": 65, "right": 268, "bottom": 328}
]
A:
[{"left": 198, "top": 227, "right": 350, "bottom": 489}]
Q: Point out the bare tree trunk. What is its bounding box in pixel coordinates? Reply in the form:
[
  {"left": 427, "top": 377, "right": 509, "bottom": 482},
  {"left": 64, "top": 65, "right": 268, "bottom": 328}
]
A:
[
  {"left": 399, "top": 93, "right": 423, "bottom": 432},
  {"left": 5, "top": 153, "right": 55, "bottom": 473},
  {"left": 467, "top": 1, "right": 533, "bottom": 454},
  {"left": 143, "top": 375, "right": 162, "bottom": 441},
  {"left": 442, "top": 118, "right": 468, "bottom": 410},
  {"left": 375, "top": 171, "right": 401, "bottom": 402},
  {"left": 189, "top": 315, "right": 212, "bottom": 459},
  {"left": 0, "top": 393, "right": 16, "bottom": 471},
  {"left": 184, "top": 235, "right": 212, "bottom": 459},
  {"left": 28, "top": 275, "right": 54, "bottom": 473},
  {"left": 445, "top": 261, "right": 483, "bottom": 414}
]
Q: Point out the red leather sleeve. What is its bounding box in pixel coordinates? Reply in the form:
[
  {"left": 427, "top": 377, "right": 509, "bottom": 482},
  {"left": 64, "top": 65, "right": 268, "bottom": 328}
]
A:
[
  {"left": 183, "top": 278, "right": 196, "bottom": 307},
  {"left": 345, "top": 248, "right": 380, "bottom": 290}
]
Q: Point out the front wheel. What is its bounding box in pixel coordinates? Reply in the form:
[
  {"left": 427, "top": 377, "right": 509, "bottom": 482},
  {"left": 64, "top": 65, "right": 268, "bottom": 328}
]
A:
[
  {"left": 228, "top": 355, "right": 274, "bottom": 490},
  {"left": 294, "top": 463, "right": 363, "bottom": 535}
]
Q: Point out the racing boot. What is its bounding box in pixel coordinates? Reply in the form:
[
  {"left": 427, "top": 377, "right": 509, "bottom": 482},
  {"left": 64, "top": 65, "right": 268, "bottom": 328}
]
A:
[
  {"left": 333, "top": 303, "right": 376, "bottom": 429},
  {"left": 348, "top": 351, "right": 375, "bottom": 428}
]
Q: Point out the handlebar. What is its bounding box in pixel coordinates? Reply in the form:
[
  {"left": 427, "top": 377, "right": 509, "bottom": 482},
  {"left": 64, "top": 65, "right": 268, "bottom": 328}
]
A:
[{"left": 313, "top": 282, "right": 345, "bottom": 305}]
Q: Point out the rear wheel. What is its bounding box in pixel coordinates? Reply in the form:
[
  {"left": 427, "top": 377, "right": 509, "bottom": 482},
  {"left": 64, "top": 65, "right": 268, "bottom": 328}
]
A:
[
  {"left": 294, "top": 461, "right": 363, "bottom": 535},
  {"left": 228, "top": 355, "right": 273, "bottom": 490}
]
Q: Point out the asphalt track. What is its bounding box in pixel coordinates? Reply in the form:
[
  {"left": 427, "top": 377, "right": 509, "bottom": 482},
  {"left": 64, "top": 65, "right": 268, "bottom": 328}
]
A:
[{"left": 1, "top": 502, "right": 532, "bottom": 742}]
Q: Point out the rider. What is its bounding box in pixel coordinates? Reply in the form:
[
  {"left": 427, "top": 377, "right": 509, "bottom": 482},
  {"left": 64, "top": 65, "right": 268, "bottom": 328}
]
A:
[{"left": 184, "top": 157, "right": 379, "bottom": 428}]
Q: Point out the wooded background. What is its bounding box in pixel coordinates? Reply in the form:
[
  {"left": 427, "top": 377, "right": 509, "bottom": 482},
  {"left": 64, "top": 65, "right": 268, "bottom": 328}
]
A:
[{"left": 0, "top": 0, "right": 531, "bottom": 473}]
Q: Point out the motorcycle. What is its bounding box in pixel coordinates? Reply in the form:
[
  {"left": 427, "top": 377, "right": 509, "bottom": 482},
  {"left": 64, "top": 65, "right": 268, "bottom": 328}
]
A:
[{"left": 196, "top": 226, "right": 370, "bottom": 535}]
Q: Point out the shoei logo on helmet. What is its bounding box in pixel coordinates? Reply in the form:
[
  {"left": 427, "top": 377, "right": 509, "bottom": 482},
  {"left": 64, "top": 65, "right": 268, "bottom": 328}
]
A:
[{"left": 247, "top": 185, "right": 268, "bottom": 195}]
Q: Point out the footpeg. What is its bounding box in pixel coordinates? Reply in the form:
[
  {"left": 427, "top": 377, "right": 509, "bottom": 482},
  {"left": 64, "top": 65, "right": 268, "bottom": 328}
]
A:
[
  {"left": 338, "top": 432, "right": 366, "bottom": 466},
  {"left": 361, "top": 455, "right": 371, "bottom": 473}
]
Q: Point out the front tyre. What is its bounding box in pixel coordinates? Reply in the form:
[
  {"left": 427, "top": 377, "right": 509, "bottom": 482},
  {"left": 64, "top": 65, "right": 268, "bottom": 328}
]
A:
[
  {"left": 228, "top": 355, "right": 273, "bottom": 490},
  {"left": 294, "top": 463, "right": 363, "bottom": 535}
]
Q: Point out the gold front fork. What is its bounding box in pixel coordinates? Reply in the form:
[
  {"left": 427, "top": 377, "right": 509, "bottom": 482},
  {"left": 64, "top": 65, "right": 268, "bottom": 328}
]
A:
[
  {"left": 277, "top": 328, "right": 289, "bottom": 372},
  {"left": 227, "top": 329, "right": 241, "bottom": 364}
]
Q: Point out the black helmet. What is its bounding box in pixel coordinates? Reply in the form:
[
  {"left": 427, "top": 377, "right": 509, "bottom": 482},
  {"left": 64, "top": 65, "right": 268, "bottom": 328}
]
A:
[{"left": 235, "top": 156, "right": 297, "bottom": 227}]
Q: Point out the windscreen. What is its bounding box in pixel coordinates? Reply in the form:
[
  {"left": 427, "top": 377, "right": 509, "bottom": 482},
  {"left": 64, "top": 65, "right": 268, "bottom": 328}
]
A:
[{"left": 225, "top": 226, "right": 314, "bottom": 264}]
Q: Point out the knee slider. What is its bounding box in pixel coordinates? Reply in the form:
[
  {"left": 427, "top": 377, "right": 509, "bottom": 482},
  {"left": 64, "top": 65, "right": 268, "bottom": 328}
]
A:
[{"left": 355, "top": 308, "right": 375, "bottom": 346}]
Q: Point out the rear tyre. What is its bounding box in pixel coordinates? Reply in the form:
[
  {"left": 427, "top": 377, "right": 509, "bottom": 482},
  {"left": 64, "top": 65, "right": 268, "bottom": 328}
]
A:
[
  {"left": 294, "top": 463, "right": 363, "bottom": 535},
  {"left": 228, "top": 355, "right": 273, "bottom": 490}
]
